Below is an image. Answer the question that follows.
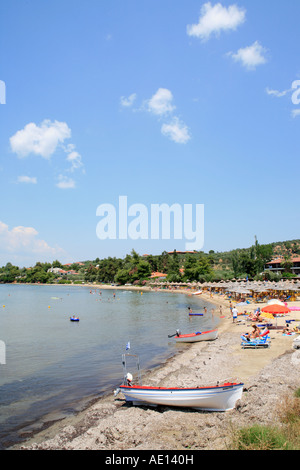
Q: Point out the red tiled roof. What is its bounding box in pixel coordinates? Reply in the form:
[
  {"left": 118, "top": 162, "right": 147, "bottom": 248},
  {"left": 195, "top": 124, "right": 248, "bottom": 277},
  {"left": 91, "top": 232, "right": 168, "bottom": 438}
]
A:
[{"left": 267, "top": 257, "right": 300, "bottom": 265}]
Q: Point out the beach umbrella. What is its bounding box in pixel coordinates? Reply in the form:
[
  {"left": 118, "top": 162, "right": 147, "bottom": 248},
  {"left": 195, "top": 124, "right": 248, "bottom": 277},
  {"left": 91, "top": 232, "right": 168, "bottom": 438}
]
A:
[
  {"left": 267, "top": 299, "right": 285, "bottom": 306},
  {"left": 261, "top": 304, "right": 291, "bottom": 315},
  {"left": 261, "top": 311, "right": 275, "bottom": 320}
]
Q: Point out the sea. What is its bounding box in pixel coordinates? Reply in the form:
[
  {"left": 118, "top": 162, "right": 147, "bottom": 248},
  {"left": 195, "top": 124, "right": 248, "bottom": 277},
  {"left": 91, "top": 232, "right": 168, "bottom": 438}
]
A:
[{"left": 0, "top": 283, "right": 218, "bottom": 449}]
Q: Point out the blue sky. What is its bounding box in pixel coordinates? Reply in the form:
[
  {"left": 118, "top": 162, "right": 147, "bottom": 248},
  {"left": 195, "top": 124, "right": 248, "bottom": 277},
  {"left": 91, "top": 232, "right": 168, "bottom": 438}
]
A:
[{"left": 0, "top": 0, "right": 299, "bottom": 266}]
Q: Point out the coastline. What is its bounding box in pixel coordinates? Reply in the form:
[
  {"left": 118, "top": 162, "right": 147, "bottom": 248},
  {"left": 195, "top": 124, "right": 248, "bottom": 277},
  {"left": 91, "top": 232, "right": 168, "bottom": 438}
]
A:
[{"left": 11, "top": 288, "right": 300, "bottom": 450}]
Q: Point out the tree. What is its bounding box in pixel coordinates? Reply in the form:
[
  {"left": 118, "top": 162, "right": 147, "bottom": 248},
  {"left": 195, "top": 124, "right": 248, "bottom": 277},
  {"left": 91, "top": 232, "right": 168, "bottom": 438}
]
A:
[
  {"left": 183, "top": 254, "right": 213, "bottom": 281},
  {"left": 114, "top": 268, "right": 130, "bottom": 285}
]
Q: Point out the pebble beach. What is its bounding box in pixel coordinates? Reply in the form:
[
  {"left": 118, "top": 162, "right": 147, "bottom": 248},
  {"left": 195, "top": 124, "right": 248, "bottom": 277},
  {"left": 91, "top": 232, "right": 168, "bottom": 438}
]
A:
[{"left": 13, "top": 288, "right": 300, "bottom": 451}]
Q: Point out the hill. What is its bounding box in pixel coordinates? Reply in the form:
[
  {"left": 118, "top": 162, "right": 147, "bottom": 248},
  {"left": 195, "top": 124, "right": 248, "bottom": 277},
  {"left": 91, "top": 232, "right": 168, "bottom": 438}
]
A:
[{"left": 1, "top": 239, "right": 299, "bottom": 285}]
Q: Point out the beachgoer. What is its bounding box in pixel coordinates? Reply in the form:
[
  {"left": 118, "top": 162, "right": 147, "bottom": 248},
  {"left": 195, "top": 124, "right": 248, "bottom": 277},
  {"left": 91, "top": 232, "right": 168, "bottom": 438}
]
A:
[
  {"left": 232, "top": 307, "right": 238, "bottom": 323},
  {"left": 243, "top": 324, "right": 261, "bottom": 340},
  {"left": 252, "top": 325, "right": 261, "bottom": 338}
]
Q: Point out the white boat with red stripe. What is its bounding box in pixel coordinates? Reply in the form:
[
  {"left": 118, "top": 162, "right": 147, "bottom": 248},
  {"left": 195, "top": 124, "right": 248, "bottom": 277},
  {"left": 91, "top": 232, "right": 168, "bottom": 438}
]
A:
[
  {"left": 116, "top": 382, "right": 243, "bottom": 412},
  {"left": 173, "top": 328, "right": 218, "bottom": 343},
  {"left": 114, "top": 353, "right": 243, "bottom": 412}
]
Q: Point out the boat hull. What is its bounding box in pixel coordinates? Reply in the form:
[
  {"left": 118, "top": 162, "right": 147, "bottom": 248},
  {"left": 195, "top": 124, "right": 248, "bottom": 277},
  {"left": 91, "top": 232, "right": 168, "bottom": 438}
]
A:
[
  {"left": 118, "top": 383, "right": 243, "bottom": 412},
  {"left": 175, "top": 329, "right": 218, "bottom": 343}
]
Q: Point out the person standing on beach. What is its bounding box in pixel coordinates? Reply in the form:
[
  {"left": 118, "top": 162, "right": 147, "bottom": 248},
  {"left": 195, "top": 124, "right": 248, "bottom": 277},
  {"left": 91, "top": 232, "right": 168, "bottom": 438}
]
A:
[{"left": 232, "top": 306, "right": 238, "bottom": 323}]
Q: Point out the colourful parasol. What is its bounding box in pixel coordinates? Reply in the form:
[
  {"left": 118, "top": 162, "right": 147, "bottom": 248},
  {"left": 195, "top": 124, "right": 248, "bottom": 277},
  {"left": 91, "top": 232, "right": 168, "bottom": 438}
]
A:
[
  {"left": 261, "top": 304, "right": 291, "bottom": 316},
  {"left": 261, "top": 311, "right": 275, "bottom": 320}
]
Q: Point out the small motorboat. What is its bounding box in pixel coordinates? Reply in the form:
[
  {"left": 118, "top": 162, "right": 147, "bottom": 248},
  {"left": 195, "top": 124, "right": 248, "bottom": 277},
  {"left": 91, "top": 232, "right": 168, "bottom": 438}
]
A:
[
  {"left": 173, "top": 329, "right": 218, "bottom": 343},
  {"left": 114, "top": 353, "right": 243, "bottom": 412},
  {"left": 70, "top": 316, "right": 80, "bottom": 322},
  {"left": 192, "top": 290, "right": 202, "bottom": 295},
  {"left": 116, "top": 382, "right": 243, "bottom": 412}
]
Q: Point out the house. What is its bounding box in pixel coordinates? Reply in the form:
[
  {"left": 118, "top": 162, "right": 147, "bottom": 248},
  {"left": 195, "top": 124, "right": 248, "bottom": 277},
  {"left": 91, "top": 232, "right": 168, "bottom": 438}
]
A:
[
  {"left": 150, "top": 272, "right": 167, "bottom": 279},
  {"left": 265, "top": 256, "right": 300, "bottom": 275},
  {"left": 47, "top": 267, "right": 79, "bottom": 277}
]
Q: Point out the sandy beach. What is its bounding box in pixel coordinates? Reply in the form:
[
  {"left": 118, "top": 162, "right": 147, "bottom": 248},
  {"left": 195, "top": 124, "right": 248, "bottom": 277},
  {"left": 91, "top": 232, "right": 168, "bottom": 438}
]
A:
[{"left": 13, "top": 288, "right": 300, "bottom": 451}]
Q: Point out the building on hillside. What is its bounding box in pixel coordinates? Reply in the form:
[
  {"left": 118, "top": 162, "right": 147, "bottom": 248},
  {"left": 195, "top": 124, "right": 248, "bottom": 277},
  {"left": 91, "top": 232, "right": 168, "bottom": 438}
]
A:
[
  {"left": 265, "top": 256, "right": 300, "bottom": 275},
  {"left": 150, "top": 272, "right": 167, "bottom": 279}
]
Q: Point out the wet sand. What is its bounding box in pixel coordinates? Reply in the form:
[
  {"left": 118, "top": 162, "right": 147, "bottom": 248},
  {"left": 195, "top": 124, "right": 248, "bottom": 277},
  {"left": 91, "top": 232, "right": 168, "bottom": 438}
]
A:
[{"left": 12, "top": 290, "right": 300, "bottom": 450}]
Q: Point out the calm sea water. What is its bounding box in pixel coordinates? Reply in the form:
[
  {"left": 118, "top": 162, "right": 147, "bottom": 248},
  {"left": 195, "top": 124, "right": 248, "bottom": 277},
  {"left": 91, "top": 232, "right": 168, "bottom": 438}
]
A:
[{"left": 0, "top": 284, "right": 217, "bottom": 449}]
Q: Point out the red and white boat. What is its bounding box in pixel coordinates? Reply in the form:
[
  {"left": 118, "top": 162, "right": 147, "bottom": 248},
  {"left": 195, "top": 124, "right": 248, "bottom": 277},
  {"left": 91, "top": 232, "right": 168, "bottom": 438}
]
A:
[
  {"left": 174, "top": 329, "right": 218, "bottom": 343},
  {"left": 116, "top": 382, "right": 243, "bottom": 412},
  {"left": 114, "top": 353, "right": 243, "bottom": 412}
]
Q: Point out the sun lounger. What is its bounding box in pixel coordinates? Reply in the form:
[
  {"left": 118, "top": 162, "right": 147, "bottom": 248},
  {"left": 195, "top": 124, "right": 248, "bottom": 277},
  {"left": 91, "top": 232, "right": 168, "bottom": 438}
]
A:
[{"left": 241, "top": 335, "right": 271, "bottom": 349}]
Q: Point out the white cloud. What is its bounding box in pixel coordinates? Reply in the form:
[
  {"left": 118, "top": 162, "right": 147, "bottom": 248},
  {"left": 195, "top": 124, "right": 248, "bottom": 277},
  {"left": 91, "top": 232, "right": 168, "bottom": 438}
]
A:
[
  {"left": 10, "top": 119, "right": 71, "bottom": 159},
  {"left": 120, "top": 93, "right": 137, "bottom": 107},
  {"left": 228, "top": 41, "right": 267, "bottom": 69},
  {"left": 291, "top": 109, "right": 300, "bottom": 118},
  {"left": 121, "top": 88, "right": 191, "bottom": 144},
  {"left": 161, "top": 117, "right": 191, "bottom": 144},
  {"left": 187, "top": 2, "right": 246, "bottom": 41},
  {"left": 147, "top": 88, "right": 176, "bottom": 116},
  {"left": 17, "top": 175, "right": 37, "bottom": 184},
  {"left": 0, "top": 221, "right": 65, "bottom": 261},
  {"left": 266, "top": 87, "right": 292, "bottom": 98},
  {"left": 56, "top": 175, "right": 76, "bottom": 189},
  {"left": 10, "top": 119, "right": 84, "bottom": 187},
  {"left": 66, "top": 151, "right": 83, "bottom": 172}
]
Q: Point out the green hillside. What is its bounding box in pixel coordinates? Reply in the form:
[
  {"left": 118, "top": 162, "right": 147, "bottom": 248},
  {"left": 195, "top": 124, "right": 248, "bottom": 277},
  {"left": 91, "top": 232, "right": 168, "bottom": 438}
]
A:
[{"left": 1, "top": 238, "right": 299, "bottom": 285}]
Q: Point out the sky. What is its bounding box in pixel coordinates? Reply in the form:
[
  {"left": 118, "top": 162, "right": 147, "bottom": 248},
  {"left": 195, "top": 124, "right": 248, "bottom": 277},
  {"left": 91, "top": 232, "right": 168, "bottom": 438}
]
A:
[{"left": 0, "top": 0, "right": 300, "bottom": 267}]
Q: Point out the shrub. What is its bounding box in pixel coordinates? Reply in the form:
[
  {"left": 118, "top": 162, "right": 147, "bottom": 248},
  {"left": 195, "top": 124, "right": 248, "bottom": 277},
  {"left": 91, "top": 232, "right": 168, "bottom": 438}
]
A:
[{"left": 232, "top": 424, "right": 294, "bottom": 450}]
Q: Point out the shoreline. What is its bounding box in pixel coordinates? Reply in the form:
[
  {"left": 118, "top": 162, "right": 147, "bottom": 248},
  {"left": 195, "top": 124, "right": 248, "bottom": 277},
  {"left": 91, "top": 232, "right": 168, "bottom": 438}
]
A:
[{"left": 10, "top": 288, "right": 300, "bottom": 450}]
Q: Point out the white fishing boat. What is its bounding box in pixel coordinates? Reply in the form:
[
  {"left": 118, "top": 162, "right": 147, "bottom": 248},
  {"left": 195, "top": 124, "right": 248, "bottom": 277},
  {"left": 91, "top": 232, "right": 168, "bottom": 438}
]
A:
[
  {"left": 192, "top": 290, "right": 202, "bottom": 295},
  {"left": 173, "top": 328, "right": 218, "bottom": 343},
  {"left": 116, "top": 382, "right": 243, "bottom": 412},
  {"left": 114, "top": 353, "right": 243, "bottom": 412}
]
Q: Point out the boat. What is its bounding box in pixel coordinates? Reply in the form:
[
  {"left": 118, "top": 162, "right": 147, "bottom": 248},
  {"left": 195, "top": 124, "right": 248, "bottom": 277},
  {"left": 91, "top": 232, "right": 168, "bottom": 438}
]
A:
[
  {"left": 114, "top": 353, "right": 243, "bottom": 412},
  {"left": 173, "top": 329, "right": 218, "bottom": 343},
  {"left": 192, "top": 290, "right": 202, "bottom": 295},
  {"left": 116, "top": 382, "right": 243, "bottom": 411},
  {"left": 70, "top": 316, "right": 80, "bottom": 322}
]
